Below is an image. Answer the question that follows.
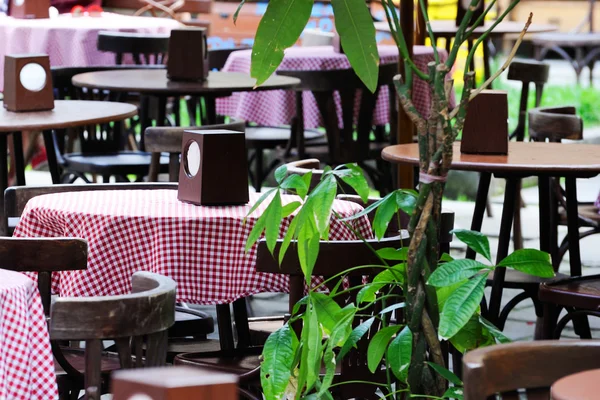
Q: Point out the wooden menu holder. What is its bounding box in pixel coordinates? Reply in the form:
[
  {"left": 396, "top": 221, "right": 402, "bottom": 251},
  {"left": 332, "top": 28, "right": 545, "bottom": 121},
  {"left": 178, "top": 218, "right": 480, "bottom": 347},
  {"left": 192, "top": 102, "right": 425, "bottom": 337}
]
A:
[
  {"left": 3, "top": 54, "right": 54, "bottom": 112},
  {"left": 178, "top": 129, "right": 249, "bottom": 206},
  {"left": 460, "top": 90, "right": 508, "bottom": 155},
  {"left": 111, "top": 366, "right": 238, "bottom": 400},
  {"left": 167, "top": 28, "right": 209, "bottom": 82},
  {"left": 8, "top": 0, "right": 50, "bottom": 19},
  {"left": 456, "top": 0, "right": 484, "bottom": 27}
]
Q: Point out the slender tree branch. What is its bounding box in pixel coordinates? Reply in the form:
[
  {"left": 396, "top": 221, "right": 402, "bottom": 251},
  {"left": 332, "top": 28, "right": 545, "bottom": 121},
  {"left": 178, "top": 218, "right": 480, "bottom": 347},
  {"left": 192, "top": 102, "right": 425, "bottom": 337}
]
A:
[
  {"left": 446, "top": 0, "right": 484, "bottom": 68},
  {"left": 417, "top": 0, "right": 440, "bottom": 63},
  {"left": 465, "top": 0, "right": 499, "bottom": 37},
  {"left": 421, "top": 308, "right": 446, "bottom": 395}
]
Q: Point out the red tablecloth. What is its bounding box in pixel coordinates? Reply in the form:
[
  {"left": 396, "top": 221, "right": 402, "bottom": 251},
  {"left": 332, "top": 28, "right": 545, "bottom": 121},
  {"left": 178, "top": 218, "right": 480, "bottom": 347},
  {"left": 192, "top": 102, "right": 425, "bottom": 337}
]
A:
[
  {"left": 14, "top": 190, "right": 372, "bottom": 304},
  {"left": 0, "top": 269, "right": 57, "bottom": 399},
  {"left": 0, "top": 12, "right": 181, "bottom": 90},
  {"left": 216, "top": 45, "right": 452, "bottom": 129}
]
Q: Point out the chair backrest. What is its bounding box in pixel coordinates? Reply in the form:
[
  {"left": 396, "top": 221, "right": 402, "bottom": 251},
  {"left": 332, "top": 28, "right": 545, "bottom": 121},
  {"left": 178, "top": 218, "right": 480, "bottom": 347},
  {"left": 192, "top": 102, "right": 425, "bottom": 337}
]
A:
[
  {"left": 528, "top": 106, "right": 584, "bottom": 143},
  {"left": 144, "top": 121, "right": 246, "bottom": 182},
  {"left": 463, "top": 340, "right": 600, "bottom": 399},
  {"left": 50, "top": 271, "right": 177, "bottom": 400},
  {"left": 208, "top": 46, "right": 251, "bottom": 71},
  {"left": 97, "top": 31, "right": 170, "bottom": 65},
  {"left": 506, "top": 60, "right": 550, "bottom": 141},
  {"left": 255, "top": 234, "right": 406, "bottom": 400},
  {"left": 278, "top": 62, "right": 398, "bottom": 164},
  {"left": 0, "top": 237, "right": 87, "bottom": 314}
]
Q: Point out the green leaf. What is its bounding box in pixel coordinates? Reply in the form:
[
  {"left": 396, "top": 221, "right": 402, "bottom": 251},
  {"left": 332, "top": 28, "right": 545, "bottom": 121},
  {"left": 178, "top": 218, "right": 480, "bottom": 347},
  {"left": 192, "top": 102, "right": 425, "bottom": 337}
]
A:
[
  {"left": 387, "top": 326, "right": 412, "bottom": 381},
  {"left": 251, "top": 0, "right": 313, "bottom": 86},
  {"left": 395, "top": 190, "right": 417, "bottom": 215},
  {"left": 450, "top": 315, "right": 494, "bottom": 353},
  {"left": 245, "top": 210, "right": 268, "bottom": 252},
  {"left": 330, "top": 0, "right": 379, "bottom": 92},
  {"left": 300, "top": 303, "right": 323, "bottom": 393},
  {"left": 367, "top": 325, "right": 401, "bottom": 373},
  {"left": 297, "top": 220, "right": 320, "bottom": 281},
  {"left": 308, "top": 174, "right": 337, "bottom": 237},
  {"left": 436, "top": 280, "right": 465, "bottom": 311},
  {"left": 282, "top": 201, "right": 301, "bottom": 218},
  {"left": 281, "top": 174, "right": 309, "bottom": 198},
  {"left": 372, "top": 193, "right": 398, "bottom": 240},
  {"left": 265, "top": 191, "right": 283, "bottom": 255},
  {"left": 291, "top": 295, "right": 308, "bottom": 316},
  {"left": 356, "top": 264, "right": 405, "bottom": 303},
  {"left": 336, "top": 164, "right": 370, "bottom": 202},
  {"left": 310, "top": 292, "right": 342, "bottom": 335},
  {"left": 376, "top": 247, "right": 408, "bottom": 261},
  {"left": 440, "top": 253, "right": 454, "bottom": 262},
  {"left": 479, "top": 316, "right": 511, "bottom": 344},
  {"left": 301, "top": 172, "right": 313, "bottom": 197},
  {"left": 427, "top": 362, "right": 463, "bottom": 386},
  {"left": 452, "top": 229, "right": 492, "bottom": 262},
  {"left": 427, "top": 259, "right": 489, "bottom": 287},
  {"left": 261, "top": 325, "right": 298, "bottom": 400},
  {"left": 244, "top": 188, "right": 276, "bottom": 222},
  {"left": 232, "top": 0, "right": 246, "bottom": 25},
  {"left": 338, "top": 317, "right": 374, "bottom": 361},
  {"left": 443, "top": 386, "right": 465, "bottom": 400},
  {"left": 274, "top": 165, "right": 288, "bottom": 184},
  {"left": 340, "top": 193, "right": 387, "bottom": 222},
  {"left": 439, "top": 274, "right": 487, "bottom": 340},
  {"left": 379, "top": 302, "right": 405, "bottom": 315},
  {"left": 497, "top": 248, "right": 554, "bottom": 278}
]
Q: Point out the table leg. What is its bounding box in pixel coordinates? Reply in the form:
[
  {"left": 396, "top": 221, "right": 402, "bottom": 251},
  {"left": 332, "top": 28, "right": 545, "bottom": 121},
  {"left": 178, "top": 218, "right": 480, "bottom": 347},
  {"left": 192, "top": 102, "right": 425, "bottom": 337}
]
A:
[
  {"left": 538, "top": 176, "right": 553, "bottom": 254},
  {"left": 0, "top": 134, "right": 8, "bottom": 236},
  {"left": 42, "top": 130, "right": 61, "bottom": 184},
  {"left": 487, "top": 177, "right": 519, "bottom": 325},
  {"left": 565, "top": 177, "right": 582, "bottom": 277},
  {"left": 466, "top": 172, "right": 492, "bottom": 260},
  {"left": 204, "top": 96, "right": 217, "bottom": 125},
  {"left": 233, "top": 298, "right": 251, "bottom": 348},
  {"left": 10, "top": 132, "right": 26, "bottom": 186},
  {"left": 216, "top": 304, "right": 235, "bottom": 352}
]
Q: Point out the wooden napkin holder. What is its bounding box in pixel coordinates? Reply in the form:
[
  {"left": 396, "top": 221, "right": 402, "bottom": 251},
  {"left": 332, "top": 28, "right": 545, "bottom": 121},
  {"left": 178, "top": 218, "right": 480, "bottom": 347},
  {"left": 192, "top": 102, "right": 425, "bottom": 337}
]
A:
[
  {"left": 167, "top": 28, "right": 209, "bottom": 82},
  {"left": 178, "top": 129, "right": 249, "bottom": 206},
  {"left": 9, "top": 0, "right": 50, "bottom": 19},
  {"left": 456, "top": 0, "right": 484, "bottom": 27},
  {"left": 460, "top": 89, "right": 508, "bottom": 155},
  {"left": 3, "top": 54, "right": 54, "bottom": 112}
]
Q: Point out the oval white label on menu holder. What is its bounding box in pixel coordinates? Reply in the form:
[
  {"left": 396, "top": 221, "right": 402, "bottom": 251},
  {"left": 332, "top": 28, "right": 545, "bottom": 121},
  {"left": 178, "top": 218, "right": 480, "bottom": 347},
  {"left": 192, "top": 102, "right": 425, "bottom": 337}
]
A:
[
  {"left": 14, "top": 0, "right": 24, "bottom": 7},
  {"left": 185, "top": 141, "right": 201, "bottom": 178},
  {"left": 19, "top": 63, "right": 47, "bottom": 92}
]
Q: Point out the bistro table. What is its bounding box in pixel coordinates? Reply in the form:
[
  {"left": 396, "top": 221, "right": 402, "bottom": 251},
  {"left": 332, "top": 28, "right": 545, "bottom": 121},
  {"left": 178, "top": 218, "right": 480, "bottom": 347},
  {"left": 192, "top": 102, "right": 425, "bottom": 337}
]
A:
[
  {"left": 216, "top": 45, "right": 451, "bottom": 128},
  {"left": 0, "top": 269, "right": 57, "bottom": 399},
  {"left": 72, "top": 69, "right": 301, "bottom": 145},
  {"left": 0, "top": 100, "right": 137, "bottom": 197},
  {"left": 0, "top": 12, "right": 181, "bottom": 90},
  {"left": 382, "top": 142, "right": 600, "bottom": 327},
  {"left": 14, "top": 189, "right": 372, "bottom": 347},
  {"left": 552, "top": 368, "right": 600, "bottom": 400}
]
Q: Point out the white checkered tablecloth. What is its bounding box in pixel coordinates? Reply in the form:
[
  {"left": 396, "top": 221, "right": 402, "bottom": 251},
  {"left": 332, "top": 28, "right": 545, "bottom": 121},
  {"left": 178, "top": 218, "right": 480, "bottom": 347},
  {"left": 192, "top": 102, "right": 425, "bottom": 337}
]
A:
[
  {"left": 14, "top": 190, "right": 372, "bottom": 304},
  {"left": 0, "top": 12, "right": 182, "bottom": 90},
  {"left": 215, "top": 45, "right": 452, "bottom": 129},
  {"left": 0, "top": 269, "right": 57, "bottom": 399}
]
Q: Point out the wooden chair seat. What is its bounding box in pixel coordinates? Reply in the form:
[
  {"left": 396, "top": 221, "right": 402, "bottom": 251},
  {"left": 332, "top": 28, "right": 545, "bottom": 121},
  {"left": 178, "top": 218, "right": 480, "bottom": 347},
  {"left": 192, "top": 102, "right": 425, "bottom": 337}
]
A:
[
  {"left": 174, "top": 348, "right": 263, "bottom": 376},
  {"left": 532, "top": 32, "right": 600, "bottom": 46},
  {"left": 558, "top": 203, "right": 600, "bottom": 226},
  {"left": 60, "top": 151, "right": 170, "bottom": 179},
  {"left": 539, "top": 274, "right": 600, "bottom": 310},
  {"left": 54, "top": 348, "right": 122, "bottom": 377},
  {"left": 487, "top": 270, "right": 567, "bottom": 290}
]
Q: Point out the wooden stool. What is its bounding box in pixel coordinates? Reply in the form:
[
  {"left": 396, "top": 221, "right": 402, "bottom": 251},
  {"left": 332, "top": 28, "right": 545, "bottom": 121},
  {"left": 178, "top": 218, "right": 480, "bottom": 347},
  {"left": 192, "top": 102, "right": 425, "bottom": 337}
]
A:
[{"left": 551, "top": 368, "right": 600, "bottom": 400}]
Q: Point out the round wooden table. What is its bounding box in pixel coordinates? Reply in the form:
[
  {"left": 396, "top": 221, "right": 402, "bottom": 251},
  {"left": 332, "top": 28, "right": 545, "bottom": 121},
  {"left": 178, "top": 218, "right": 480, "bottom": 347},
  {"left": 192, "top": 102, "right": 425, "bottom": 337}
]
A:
[
  {"left": 0, "top": 100, "right": 137, "bottom": 209},
  {"left": 72, "top": 69, "right": 301, "bottom": 139},
  {"left": 552, "top": 368, "right": 600, "bottom": 400},
  {"left": 382, "top": 142, "right": 600, "bottom": 328}
]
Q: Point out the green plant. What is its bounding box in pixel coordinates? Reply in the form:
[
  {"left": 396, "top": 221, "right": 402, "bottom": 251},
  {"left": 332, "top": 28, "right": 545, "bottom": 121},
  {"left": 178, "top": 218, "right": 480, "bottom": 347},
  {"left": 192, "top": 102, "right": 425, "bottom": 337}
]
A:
[{"left": 239, "top": 0, "right": 549, "bottom": 398}]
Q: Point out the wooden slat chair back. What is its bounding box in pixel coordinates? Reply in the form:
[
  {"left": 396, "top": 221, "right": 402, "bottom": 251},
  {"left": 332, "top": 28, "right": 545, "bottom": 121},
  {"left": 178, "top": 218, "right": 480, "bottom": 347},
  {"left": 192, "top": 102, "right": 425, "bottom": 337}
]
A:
[
  {"left": 277, "top": 63, "right": 397, "bottom": 166},
  {"left": 4, "top": 183, "right": 177, "bottom": 235},
  {"left": 144, "top": 121, "right": 246, "bottom": 182},
  {"left": 97, "top": 31, "right": 170, "bottom": 65},
  {"left": 256, "top": 235, "right": 407, "bottom": 400},
  {"left": 50, "top": 271, "right": 177, "bottom": 400},
  {"left": 463, "top": 340, "right": 600, "bottom": 399},
  {"left": 507, "top": 60, "right": 550, "bottom": 141}
]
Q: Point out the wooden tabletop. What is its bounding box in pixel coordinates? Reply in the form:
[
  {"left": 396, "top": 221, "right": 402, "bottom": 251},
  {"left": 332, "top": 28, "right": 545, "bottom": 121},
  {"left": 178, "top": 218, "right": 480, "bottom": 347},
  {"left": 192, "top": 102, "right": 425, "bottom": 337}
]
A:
[
  {"left": 375, "top": 20, "right": 557, "bottom": 37},
  {"left": 0, "top": 100, "right": 137, "bottom": 132},
  {"left": 381, "top": 142, "right": 600, "bottom": 177},
  {"left": 551, "top": 368, "right": 600, "bottom": 400},
  {"left": 71, "top": 70, "right": 301, "bottom": 95}
]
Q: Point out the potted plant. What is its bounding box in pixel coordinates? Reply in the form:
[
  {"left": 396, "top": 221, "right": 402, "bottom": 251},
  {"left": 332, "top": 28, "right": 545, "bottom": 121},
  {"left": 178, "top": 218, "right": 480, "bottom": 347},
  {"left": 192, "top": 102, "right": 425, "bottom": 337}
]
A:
[{"left": 240, "top": 0, "right": 551, "bottom": 398}]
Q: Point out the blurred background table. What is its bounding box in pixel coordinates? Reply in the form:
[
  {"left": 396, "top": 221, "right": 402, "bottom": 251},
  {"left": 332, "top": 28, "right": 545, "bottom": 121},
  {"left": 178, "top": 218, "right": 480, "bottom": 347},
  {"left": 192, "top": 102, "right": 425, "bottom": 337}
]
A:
[
  {"left": 0, "top": 269, "right": 57, "bottom": 399},
  {"left": 216, "top": 45, "right": 449, "bottom": 128},
  {"left": 0, "top": 12, "right": 181, "bottom": 90}
]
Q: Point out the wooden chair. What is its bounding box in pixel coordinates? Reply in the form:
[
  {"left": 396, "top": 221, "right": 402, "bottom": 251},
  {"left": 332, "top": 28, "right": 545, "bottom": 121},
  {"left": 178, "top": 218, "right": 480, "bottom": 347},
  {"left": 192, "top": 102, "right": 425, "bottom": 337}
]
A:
[
  {"left": 51, "top": 66, "right": 170, "bottom": 183},
  {"left": 463, "top": 340, "right": 600, "bottom": 399},
  {"left": 532, "top": 0, "right": 600, "bottom": 84},
  {"left": 173, "top": 234, "right": 407, "bottom": 400},
  {"left": 50, "top": 271, "right": 176, "bottom": 400},
  {"left": 144, "top": 120, "right": 246, "bottom": 182}
]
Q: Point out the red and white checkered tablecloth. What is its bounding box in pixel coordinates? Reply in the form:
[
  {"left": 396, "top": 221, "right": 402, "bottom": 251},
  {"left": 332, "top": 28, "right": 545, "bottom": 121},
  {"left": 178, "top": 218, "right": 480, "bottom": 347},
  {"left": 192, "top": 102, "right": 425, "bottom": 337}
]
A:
[
  {"left": 0, "top": 12, "right": 182, "bottom": 90},
  {"left": 14, "top": 190, "right": 372, "bottom": 305},
  {"left": 0, "top": 269, "right": 57, "bottom": 399},
  {"left": 216, "top": 45, "right": 452, "bottom": 129}
]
